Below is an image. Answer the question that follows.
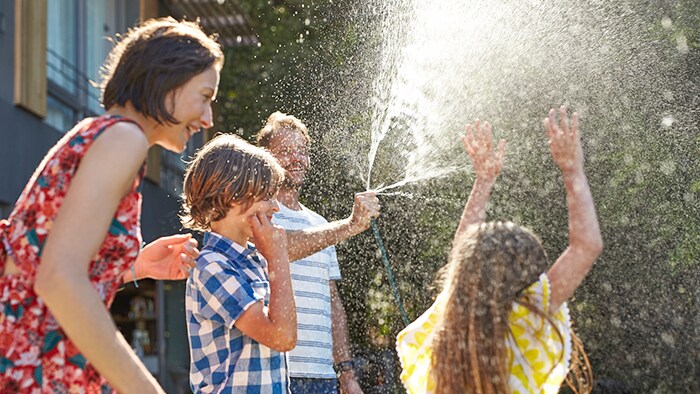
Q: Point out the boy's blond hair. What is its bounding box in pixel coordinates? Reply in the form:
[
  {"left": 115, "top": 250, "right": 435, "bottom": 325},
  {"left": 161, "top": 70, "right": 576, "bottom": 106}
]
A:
[
  {"left": 255, "top": 111, "right": 311, "bottom": 148},
  {"left": 181, "top": 134, "right": 284, "bottom": 232}
]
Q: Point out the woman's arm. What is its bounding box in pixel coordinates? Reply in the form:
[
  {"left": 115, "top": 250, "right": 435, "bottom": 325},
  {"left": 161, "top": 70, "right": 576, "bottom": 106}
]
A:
[
  {"left": 454, "top": 120, "right": 506, "bottom": 241},
  {"left": 544, "top": 108, "right": 603, "bottom": 311},
  {"left": 123, "top": 234, "right": 198, "bottom": 283},
  {"left": 34, "top": 123, "right": 164, "bottom": 394}
]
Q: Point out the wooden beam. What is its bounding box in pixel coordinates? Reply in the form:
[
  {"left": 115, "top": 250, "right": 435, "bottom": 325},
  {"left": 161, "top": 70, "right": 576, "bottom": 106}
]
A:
[
  {"left": 14, "top": 0, "right": 47, "bottom": 118},
  {"left": 140, "top": 0, "right": 160, "bottom": 20}
]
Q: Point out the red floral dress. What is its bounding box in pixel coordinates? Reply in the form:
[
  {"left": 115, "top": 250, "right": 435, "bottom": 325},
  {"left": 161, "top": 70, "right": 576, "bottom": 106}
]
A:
[{"left": 0, "top": 115, "right": 146, "bottom": 393}]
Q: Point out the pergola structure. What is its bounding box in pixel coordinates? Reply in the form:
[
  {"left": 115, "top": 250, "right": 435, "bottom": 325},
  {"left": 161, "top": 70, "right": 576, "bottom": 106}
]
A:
[{"left": 161, "top": 0, "right": 260, "bottom": 47}]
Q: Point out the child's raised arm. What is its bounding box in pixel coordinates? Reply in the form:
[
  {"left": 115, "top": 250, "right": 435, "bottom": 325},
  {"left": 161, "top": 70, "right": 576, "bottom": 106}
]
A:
[
  {"left": 545, "top": 107, "right": 603, "bottom": 311},
  {"left": 234, "top": 211, "right": 297, "bottom": 352},
  {"left": 454, "top": 120, "right": 506, "bottom": 241}
]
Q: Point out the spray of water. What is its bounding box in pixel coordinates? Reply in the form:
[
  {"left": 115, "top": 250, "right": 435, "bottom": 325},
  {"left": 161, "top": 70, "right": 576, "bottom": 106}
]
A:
[
  {"left": 328, "top": 0, "right": 700, "bottom": 389},
  {"left": 361, "top": 1, "right": 543, "bottom": 192}
]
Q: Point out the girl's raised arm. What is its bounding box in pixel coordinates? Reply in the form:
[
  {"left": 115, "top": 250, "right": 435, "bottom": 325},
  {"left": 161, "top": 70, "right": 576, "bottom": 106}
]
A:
[
  {"left": 454, "top": 120, "right": 506, "bottom": 241},
  {"left": 545, "top": 107, "right": 603, "bottom": 311}
]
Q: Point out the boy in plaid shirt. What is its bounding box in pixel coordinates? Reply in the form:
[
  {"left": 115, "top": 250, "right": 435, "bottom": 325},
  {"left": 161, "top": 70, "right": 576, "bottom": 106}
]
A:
[{"left": 181, "top": 134, "right": 296, "bottom": 393}]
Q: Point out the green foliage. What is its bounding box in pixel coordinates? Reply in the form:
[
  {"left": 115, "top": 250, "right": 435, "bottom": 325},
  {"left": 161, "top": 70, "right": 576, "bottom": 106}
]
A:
[
  {"left": 216, "top": 0, "right": 366, "bottom": 141},
  {"left": 213, "top": 0, "right": 700, "bottom": 391}
]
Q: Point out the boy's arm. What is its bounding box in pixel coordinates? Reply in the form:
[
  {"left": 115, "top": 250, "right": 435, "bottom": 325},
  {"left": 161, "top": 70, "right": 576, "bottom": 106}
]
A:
[
  {"left": 454, "top": 120, "right": 506, "bottom": 241},
  {"left": 234, "top": 212, "right": 297, "bottom": 352},
  {"left": 286, "top": 192, "right": 380, "bottom": 261},
  {"left": 544, "top": 108, "right": 603, "bottom": 311}
]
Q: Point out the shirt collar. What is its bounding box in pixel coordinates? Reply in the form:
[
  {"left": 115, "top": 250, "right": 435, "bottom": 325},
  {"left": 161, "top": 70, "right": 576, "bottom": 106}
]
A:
[
  {"left": 203, "top": 231, "right": 259, "bottom": 262},
  {"left": 278, "top": 201, "right": 307, "bottom": 213}
]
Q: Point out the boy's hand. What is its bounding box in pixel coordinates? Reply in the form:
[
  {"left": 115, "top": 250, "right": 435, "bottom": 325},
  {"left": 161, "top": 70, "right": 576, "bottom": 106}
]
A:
[
  {"left": 461, "top": 119, "right": 506, "bottom": 183},
  {"left": 545, "top": 106, "right": 584, "bottom": 175},
  {"left": 249, "top": 212, "right": 288, "bottom": 263},
  {"left": 348, "top": 191, "right": 381, "bottom": 233}
]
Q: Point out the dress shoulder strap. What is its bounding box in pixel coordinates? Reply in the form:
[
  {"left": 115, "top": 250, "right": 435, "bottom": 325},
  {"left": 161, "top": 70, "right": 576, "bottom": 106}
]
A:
[{"left": 86, "top": 115, "right": 149, "bottom": 192}]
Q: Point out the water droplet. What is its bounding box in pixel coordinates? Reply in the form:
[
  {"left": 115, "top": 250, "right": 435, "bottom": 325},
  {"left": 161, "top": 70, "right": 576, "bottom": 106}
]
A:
[
  {"left": 676, "top": 35, "right": 689, "bottom": 54},
  {"left": 661, "top": 332, "right": 675, "bottom": 346},
  {"left": 661, "top": 16, "right": 672, "bottom": 29},
  {"left": 610, "top": 316, "right": 621, "bottom": 327},
  {"left": 660, "top": 160, "right": 675, "bottom": 176},
  {"left": 661, "top": 115, "right": 675, "bottom": 128}
]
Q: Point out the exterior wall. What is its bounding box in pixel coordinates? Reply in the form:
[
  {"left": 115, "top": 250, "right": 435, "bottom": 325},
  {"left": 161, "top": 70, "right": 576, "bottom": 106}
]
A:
[
  {"left": 0, "top": 100, "right": 59, "bottom": 205},
  {"left": 0, "top": 1, "right": 55, "bottom": 205}
]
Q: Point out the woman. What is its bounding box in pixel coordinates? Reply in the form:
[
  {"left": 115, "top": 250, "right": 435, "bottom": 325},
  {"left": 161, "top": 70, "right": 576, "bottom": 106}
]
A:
[{"left": 0, "top": 18, "right": 223, "bottom": 393}]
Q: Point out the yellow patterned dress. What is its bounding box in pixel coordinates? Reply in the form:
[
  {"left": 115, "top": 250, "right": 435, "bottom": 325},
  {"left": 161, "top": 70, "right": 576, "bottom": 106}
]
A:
[{"left": 396, "top": 273, "right": 572, "bottom": 394}]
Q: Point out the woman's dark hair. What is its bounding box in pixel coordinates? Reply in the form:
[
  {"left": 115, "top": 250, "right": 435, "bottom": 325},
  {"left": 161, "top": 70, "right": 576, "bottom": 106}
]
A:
[{"left": 100, "top": 17, "right": 223, "bottom": 124}]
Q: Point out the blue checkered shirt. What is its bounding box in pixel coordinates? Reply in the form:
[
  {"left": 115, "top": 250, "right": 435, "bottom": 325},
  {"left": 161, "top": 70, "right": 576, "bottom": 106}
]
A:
[{"left": 186, "top": 232, "right": 290, "bottom": 393}]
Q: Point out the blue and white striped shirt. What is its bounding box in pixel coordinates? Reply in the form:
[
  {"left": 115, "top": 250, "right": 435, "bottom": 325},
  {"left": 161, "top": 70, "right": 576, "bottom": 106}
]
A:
[
  {"left": 186, "top": 231, "right": 289, "bottom": 393},
  {"left": 273, "top": 203, "right": 341, "bottom": 379}
]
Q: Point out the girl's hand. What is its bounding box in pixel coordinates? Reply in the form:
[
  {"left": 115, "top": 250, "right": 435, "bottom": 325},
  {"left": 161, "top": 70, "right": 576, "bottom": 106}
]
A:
[
  {"left": 131, "top": 234, "right": 198, "bottom": 281},
  {"left": 461, "top": 119, "right": 506, "bottom": 183},
  {"left": 544, "top": 107, "right": 584, "bottom": 175}
]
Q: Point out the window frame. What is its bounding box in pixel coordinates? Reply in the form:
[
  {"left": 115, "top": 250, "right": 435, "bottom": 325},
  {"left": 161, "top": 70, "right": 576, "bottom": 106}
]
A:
[{"left": 46, "top": 0, "right": 97, "bottom": 130}]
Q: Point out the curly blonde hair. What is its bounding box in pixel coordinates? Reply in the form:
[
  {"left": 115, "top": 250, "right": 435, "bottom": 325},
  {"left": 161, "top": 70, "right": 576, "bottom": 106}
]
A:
[{"left": 255, "top": 111, "right": 311, "bottom": 148}]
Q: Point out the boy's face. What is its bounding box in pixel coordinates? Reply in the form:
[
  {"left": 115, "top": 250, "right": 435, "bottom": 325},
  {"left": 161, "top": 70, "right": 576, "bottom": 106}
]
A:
[{"left": 225, "top": 196, "right": 280, "bottom": 242}]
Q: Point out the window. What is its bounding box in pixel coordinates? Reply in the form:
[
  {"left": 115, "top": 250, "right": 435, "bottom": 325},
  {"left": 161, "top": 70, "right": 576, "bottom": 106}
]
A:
[
  {"left": 45, "top": 95, "right": 76, "bottom": 133},
  {"left": 45, "top": 0, "right": 140, "bottom": 132}
]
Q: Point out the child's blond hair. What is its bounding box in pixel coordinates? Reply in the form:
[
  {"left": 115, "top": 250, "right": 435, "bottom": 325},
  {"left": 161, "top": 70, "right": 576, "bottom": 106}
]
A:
[{"left": 181, "top": 134, "right": 284, "bottom": 232}]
